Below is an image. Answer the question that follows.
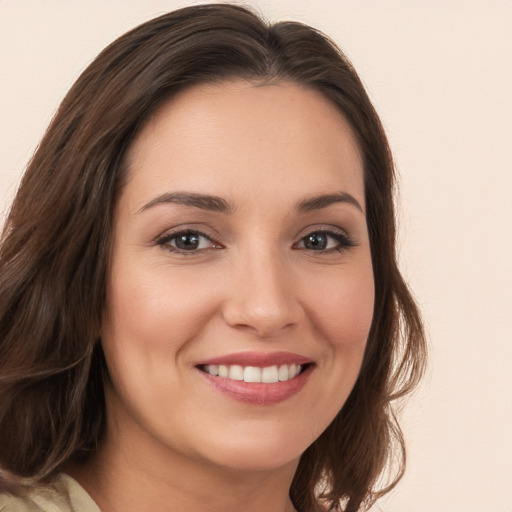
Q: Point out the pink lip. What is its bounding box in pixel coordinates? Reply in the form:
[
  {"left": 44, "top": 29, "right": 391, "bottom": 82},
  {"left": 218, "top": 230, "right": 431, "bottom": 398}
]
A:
[
  {"left": 195, "top": 351, "right": 314, "bottom": 405},
  {"left": 196, "top": 351, "right": 312, "bottom": 367}
]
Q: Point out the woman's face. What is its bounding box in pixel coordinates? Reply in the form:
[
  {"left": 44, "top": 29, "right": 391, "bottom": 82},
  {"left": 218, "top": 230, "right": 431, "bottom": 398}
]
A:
[{"left": 101, "top": 81, "right": 374, "bottom": 474}]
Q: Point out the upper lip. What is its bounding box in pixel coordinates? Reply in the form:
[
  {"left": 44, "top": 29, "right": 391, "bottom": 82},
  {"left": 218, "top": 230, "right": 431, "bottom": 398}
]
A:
[{"left": 196, "top": 351, "right": 313, "bottom": 367}]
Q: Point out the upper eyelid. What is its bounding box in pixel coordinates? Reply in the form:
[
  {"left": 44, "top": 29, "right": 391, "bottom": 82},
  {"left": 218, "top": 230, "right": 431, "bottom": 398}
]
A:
[
  {"left": 154, "top": 224, "right": 221, "bottom": 243},
  {"left": 294, "top": 224, "right": 353, "bottom": 240},
  {"left": 158, "top": 231, "right": 212, "bottom": 243},
  {"left": 297, "top": 230, "right": 354, "bottom": 244}
]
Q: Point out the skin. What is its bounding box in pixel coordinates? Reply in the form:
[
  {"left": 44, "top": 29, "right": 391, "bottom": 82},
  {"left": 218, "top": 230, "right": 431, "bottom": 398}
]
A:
[{"left": 73, "top": 80, "right": 375, "bottom": 512}]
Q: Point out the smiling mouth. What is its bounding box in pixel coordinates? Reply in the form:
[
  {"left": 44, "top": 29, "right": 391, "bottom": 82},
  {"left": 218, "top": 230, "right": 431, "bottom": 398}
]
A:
[{"left": 198, "top": 363, "right": 310, "bottom": 383}]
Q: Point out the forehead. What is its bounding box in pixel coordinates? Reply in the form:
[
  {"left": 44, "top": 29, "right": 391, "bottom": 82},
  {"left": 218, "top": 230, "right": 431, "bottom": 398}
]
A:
[{"left": 122, "top": 80, "right": 364, "bottom": 210}]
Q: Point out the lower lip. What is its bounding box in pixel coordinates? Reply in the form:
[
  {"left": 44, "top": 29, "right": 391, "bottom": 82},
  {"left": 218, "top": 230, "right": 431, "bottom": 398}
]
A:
[{"left": 198, "top": 365, "right": 313, "bottom": 405}]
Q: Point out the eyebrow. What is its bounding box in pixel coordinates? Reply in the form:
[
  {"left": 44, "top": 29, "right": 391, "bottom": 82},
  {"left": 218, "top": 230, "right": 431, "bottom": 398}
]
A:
[
  {"left": 296, "top": 192, "right": 364, "bottom": 214},
  {"left": 137, "top": 192, "right": 233, "bottom": 214},
  {"left": 137, "top": 190, "right": 364, "bottom": 215}
]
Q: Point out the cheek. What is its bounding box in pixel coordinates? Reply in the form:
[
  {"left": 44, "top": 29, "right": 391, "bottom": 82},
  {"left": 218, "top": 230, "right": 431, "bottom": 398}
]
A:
[
  {"left": 103, "top": 261, "right": 218, "bottom": 358},
  {"left": 303, "top": 264, "right": 375, "bottom": 351},
  {"left": 99, "top": 261, "right": 219, "bottom": 419},
  {"left": 297, "top": 264, "right": 374, "bottom": 434}
]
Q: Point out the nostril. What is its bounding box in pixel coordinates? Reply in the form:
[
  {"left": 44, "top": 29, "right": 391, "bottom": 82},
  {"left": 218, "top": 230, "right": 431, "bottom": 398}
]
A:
[{"left": 222, "top": 301, "right": 302, "bottom": 338}]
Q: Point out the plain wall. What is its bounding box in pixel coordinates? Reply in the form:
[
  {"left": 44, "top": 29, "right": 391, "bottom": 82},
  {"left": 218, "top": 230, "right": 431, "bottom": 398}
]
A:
[{"left": 1, "top": 1, "right": 511, "bottom": 511}]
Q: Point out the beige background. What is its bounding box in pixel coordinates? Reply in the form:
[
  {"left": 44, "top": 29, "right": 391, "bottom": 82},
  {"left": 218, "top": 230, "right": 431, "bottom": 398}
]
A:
[{"left": 1, "top": 1, "right": 511, "bottom": 511}]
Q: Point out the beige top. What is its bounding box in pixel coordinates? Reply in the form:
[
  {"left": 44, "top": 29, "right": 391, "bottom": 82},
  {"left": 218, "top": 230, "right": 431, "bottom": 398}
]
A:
[
  {"left": 0, "top": 473, "right": 99, "bottom": 512},
  {"left": 0, "top": 474, "right": 384, "bottom": 512}
]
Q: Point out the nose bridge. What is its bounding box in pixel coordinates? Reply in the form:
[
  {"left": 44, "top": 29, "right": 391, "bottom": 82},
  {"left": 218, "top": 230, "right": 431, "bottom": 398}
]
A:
[{"left": 223, "top": 240, "right": 301, "bottom": 337}]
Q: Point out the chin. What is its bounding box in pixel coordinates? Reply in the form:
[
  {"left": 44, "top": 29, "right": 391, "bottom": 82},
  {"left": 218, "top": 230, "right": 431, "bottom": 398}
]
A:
[
  {"left": 207, "top": 445, "right": 302, "bottom": 474},
  {"left": 188, "top": 421, "right": 320, "bottom": 474}
]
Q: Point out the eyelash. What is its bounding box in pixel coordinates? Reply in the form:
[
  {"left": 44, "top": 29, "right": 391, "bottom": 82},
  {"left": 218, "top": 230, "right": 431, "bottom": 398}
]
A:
[
  {"left": 156, "top": 229, "right": 221, "bottom": 255},
  {"left": 155, "top": 227, "right": 355, "bottom": 255},
  {"left": 293, "top": 228, "right": 355, "bottom": 253}
]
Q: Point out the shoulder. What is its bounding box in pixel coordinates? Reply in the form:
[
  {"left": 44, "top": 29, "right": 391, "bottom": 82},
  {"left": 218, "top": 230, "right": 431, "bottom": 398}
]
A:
[{"left": 0, "top": 473, "right": 99, "bottom": 512}]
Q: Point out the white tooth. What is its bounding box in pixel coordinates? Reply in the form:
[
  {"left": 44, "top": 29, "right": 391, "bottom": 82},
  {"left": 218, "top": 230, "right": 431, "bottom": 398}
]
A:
[
  {"left": 288, "top": 364, "right": 298, "bottom": 379},
  {"left": 207, "top": 365, "right": 219, "bottom": 376},
  {"left": 219, "top": 365, "right": 229, "bottom": 378},
  {"left": 229, "top": 365, "right": 244, "bottom": 380},
  {"left": 262, "top": 365, "right": 279, "bottom": 383},
  {"left": 278, "top": 364, "right": 289, "bottom": 381},
  {"left": 244, "top": 366, "right": 262, "bottom": 383}
]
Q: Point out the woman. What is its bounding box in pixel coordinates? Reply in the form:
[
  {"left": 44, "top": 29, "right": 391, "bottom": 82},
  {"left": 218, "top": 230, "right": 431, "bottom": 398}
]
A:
[{"left": 0, "top": 4, "right": 426, "bottom": 512}]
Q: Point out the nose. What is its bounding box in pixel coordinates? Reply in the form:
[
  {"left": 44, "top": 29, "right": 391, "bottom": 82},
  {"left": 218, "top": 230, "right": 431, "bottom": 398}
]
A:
[{"left": 222, "top": 248, "right": 304, "bottom": 338}]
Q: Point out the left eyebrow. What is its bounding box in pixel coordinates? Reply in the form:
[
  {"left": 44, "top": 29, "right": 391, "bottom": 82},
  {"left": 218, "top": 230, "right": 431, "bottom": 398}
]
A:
[{"left": 296, "top": 192, "right": 364, "bottom": 214}]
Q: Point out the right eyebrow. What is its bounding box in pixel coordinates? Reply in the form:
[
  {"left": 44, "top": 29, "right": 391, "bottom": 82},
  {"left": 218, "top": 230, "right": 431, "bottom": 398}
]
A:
[{"left": 137, "top": 192, "right": 234, "bottom": 214}]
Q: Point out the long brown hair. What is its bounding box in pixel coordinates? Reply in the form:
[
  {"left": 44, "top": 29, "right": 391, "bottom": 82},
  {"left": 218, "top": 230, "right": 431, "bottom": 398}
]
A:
[{"left": 0, "top": 4, "right": 426, "bottom": 511}]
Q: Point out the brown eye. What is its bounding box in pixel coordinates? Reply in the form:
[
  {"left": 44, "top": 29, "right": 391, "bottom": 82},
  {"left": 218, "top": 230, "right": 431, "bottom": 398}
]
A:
[
  {"left": 296, "top": 230, "right": 355, "bottom": 252},
  {"left": 303, "top": 233, "right": 328, "bottom": 250},
  {"left": 174, "top": 232, "right": 201, "bottom": 250},
  {"left": 157, "top": 230, "right": 218, "bottom": 253}
]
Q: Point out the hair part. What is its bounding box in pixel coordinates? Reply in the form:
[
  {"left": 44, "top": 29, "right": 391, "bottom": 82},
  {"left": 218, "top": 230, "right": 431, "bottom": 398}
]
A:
[{"left": 0, "top": 4, "right": 426, "bottom": 511}]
